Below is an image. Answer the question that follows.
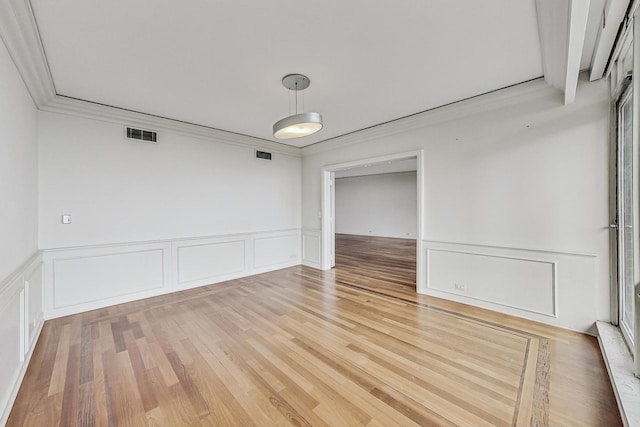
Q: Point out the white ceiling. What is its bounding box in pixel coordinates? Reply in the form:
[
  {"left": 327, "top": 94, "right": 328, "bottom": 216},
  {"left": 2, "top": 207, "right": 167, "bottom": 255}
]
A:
[{"left": 28, "top": 0, "right": 608, "bottom": 148}]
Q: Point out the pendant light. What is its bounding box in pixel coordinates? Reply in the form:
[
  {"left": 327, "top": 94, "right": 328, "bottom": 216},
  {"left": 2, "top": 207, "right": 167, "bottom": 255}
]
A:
[{"left": 273, "top": 74, "right": 323, "bottom": 139}]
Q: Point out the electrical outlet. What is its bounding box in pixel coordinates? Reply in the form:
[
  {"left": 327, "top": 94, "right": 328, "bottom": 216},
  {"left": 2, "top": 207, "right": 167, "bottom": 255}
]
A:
[{"left": 454, "top": 283, "right": 466, "bottom": 291}]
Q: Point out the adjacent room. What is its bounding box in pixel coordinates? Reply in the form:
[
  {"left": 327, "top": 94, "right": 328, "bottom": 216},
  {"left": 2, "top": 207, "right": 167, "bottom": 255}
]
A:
[
  {"left": 333, "top": 159, "right": 418, "bottom": 295},
  {"left": 1, "top": 0, "right": 639, "bottom": 425}
]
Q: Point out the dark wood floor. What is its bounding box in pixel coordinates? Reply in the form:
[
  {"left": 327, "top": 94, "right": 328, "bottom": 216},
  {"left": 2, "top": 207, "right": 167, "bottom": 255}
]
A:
[{"left": 7, "top": 235, "right": 621, "bottom": 426}]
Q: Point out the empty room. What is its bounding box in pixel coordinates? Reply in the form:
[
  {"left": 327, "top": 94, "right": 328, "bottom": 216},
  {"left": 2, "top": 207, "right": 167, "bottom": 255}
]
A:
[{"left": 1, "top": 0, "right": 640, "bottom": 426}]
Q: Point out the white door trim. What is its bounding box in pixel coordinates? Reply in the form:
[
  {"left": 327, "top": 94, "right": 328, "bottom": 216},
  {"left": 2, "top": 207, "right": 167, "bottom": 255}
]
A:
[{"left": 320, "top": 149, "right": 425, "bottom": 292}]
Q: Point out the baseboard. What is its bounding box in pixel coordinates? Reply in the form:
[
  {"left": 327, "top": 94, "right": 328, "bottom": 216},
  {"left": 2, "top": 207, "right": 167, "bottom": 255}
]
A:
[
  {"left": 421, "top": 240, "right": 599, "bottom": 332},
  {"left": 43, "top": 229, "right": 302, "bottom": 319},
  {"left": 0, "top": 251, "right": 44, "bottom": 427},
  {"left": 0, "top": 319, "right": 43, "bottom": 426}
]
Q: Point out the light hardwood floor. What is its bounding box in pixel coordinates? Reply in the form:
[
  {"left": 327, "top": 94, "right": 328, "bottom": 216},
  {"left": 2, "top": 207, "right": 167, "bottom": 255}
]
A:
[{"left": 8, "top": 234, "right": 621, "bottom": 426}]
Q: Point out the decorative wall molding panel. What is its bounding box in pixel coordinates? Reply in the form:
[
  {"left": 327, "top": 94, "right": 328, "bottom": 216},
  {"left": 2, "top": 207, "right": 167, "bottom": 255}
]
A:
[
  {"left": 0, "top": 252, "right": 44, "bottom": 427},
  {"left": 422, "top": 240, "right": 598, "bottom": 332},
  {"left": 175, "top": 238, "right": 247, "bottom": 290},
  {"left": 43, "top": 229, "right": 301, "bottom": 319},
  {"left": 426, "top": 248, "right": 557, "bottom": 317},
  {"left": 47, "top": 243, "right": 169, "bottom": 313},
  {"left": 301, "top": 229, "right": 321, "bottom": 269},
  {"left": 253, "top": 233, "right": 299, "bottom": 270}
]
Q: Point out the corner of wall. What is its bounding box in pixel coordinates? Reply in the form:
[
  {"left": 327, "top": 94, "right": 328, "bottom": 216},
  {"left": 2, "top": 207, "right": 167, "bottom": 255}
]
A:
[{"left": 0, "top": 252, "right": 45, "bottom": 426}]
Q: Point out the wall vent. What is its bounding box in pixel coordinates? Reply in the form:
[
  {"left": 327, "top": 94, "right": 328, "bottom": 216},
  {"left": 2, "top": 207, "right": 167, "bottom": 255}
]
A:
[
  {"left": 256, "top": 150, "right": 272, "bottom": 160},
  {"left": 125, "top": 126, "right": 157, "bottom": 143}
]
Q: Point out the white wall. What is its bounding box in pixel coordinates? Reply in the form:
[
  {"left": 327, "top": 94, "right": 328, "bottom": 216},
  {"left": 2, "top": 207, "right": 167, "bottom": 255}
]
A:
[
  {"left": 335, "top": 172, "right": 417, "bottom": 238},
  {"left": 302, "top": 77, "right": 610, "bottom": 332},
  {"left": 0, "top": 38, "right": 43, "bottom": 426},
  {"left": 0, "top": 39, "right": 38, "bottom": 282},
  {"left": 39, "top": 112, "right": 301, "bottom": 247},
  {"left": 38, "top": 112, "right": 302, "bottom": 318}
]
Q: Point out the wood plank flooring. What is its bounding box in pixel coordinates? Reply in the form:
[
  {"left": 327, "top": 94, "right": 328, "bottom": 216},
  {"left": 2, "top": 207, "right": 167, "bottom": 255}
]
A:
[
  {"left": 335, "top": 234, "right": 416, "bottom": 295},
  {"left": 7, "top": 235, "right": 621, "bottom": 426}
]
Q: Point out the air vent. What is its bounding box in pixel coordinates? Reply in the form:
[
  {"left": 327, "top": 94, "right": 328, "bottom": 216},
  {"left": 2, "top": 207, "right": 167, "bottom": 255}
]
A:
[
  {"left": 125, "top": 126, "right": 157, "bottom": 143},
  {"left": 256, "top": 150, "right": 272, "bottom": 160}
]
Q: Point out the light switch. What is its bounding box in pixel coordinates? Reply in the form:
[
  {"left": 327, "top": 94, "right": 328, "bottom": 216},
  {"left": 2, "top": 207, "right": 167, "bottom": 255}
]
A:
[{"left": 61, "top": 215, "right": 71, "bottom": 224}]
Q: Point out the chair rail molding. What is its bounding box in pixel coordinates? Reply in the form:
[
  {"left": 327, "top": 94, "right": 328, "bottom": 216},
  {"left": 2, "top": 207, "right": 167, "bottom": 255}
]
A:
[
  {"left": 422, "top": 240, "right": 598, "bottom": 332},
  {"left": 43, "top": 229, "right": 302, "bottom": 319}
]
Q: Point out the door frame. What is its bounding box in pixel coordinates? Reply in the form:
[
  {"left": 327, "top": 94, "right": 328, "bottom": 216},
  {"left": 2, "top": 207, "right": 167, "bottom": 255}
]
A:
[
  {"left": 609, "top": 23, "right": 640, "bottom": 373},
  {"left": 320, "top": 149, "right": 425, "bottom": 292},
  {"left": 612, "top": 79, "right": 635, "bottom": 349}
]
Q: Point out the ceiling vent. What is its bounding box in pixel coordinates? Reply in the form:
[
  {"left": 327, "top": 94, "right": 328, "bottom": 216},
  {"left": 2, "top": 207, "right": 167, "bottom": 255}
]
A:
[
  {"left": 256, "top": 150, "right": 272, "bottom": 160},
  {"left": 125, "top": 126, "right": 157, "bottom": 143}
]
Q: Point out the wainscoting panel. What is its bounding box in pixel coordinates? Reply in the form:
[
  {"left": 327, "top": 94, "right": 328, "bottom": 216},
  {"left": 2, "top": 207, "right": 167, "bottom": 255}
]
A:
[
  {"left": 427, "top": 248, "right": 556, "bottom": 316},
  {"left": 176, "top": 238, "right": 246, "bottom": 289},
  {"left": 0, "top": 252, "right": 44, "bottom": 427},
  {"left": 254, "top": 232, "right": 300, "bottom": 270},
  {"left": 43, "top": 229, "right": 302, "bottom": 319},
  {"left": 422, "top": 240, "right": 598, "bottom": 332},
  {"left": 0, "top": 283, "right": 22, "bottom": 425},
  {"left": 51, "top": 246, "right": 167, "bottom": 311},
  {"left": 25, "top": 261, "right": 43, "bottom": 350},
  {"left": 302, "top": 229, "right": 321, "bottom": 268}
]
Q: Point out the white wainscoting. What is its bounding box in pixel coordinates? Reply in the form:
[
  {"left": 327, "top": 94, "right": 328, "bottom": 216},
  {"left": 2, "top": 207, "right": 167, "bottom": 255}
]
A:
[
  {"left": 46, "top": 243, "right": 170, "bottom": 315},
  {"left": 427, "top": 248, "right": 557, "bottom": 316},
  {"left": 301, "top": 229, "right": 321, "bottom": 268},
  {"left": 24, "top": 260, "right": 43, "bottom": 352},
  {"left": 0, "top": 252, "right": 44, "bottom": 427},
  {"left": 43, "top": 229, "right": 301, "bottom": 319},
  {"left": 254, "top": 232, "right": 299, "bottom": 270},
  {"left": 422, "top": 240, "right": 598, "bottom": 332},
  {"left": 175, "top": 238, "right": 246, "bottom": 290}
]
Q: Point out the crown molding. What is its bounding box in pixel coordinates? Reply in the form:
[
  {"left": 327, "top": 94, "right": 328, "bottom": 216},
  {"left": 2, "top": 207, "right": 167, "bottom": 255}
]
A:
[
  {"left": 0, "top": 0, "right": 55, "bottom": 106},
  {"left": 42, "top": 96, "right": 302, "bottom": 157},
  {"left": 301, "top": 77, "right": 557, "bottom": 156},
  {"left": 0, "top": 0, "right": 300, "bottom": 157},
  {"left": 0, "top": 0, "right": 560, "bottom": 160}
]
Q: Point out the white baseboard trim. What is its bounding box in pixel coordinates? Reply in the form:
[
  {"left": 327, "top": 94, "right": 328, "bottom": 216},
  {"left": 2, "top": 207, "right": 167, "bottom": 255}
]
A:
[
  {"left": 301, "top": 260, "right": 321, "bottom": 269},
  {"left": 0, "top": 318, "right": 43, "bottom": 427},
  {"left": 43, "top": 229, "right": 302, "bottom": 319},
  {"left": 421, "top": 240, "right": 599, "bottom": 332},
  {"left": 0, "top": 251, "right": 44, "bottom": 427}
]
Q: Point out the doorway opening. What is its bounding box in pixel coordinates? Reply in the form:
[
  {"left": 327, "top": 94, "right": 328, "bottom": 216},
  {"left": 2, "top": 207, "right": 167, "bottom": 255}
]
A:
[{"left": 320, "top": 150, "right": 425, "bottom": 293}]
